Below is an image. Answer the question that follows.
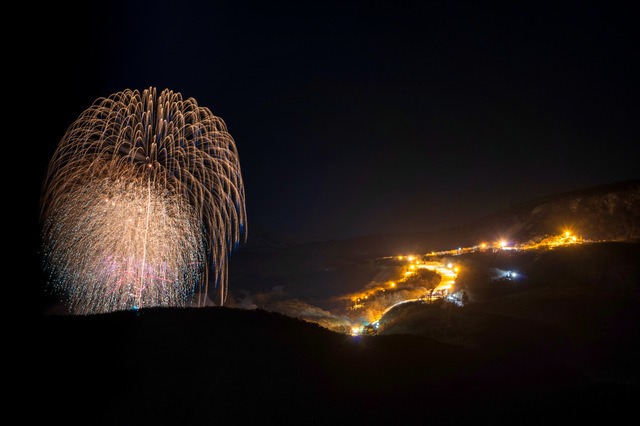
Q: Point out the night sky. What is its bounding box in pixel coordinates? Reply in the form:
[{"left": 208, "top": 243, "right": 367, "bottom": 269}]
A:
[{"left": 34, "top": 0, "right": 638, "bottom": 243}]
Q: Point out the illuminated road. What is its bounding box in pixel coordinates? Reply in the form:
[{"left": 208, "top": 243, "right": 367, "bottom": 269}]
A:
[
  {"left": 351, "top": 230, "right": 585, "bottom": 335},
  {"left": 376, "top": 263, "right": 460, "bottom": 322},
  {"left": 351, "top": 260, "right": 460, "bottom": 334}
]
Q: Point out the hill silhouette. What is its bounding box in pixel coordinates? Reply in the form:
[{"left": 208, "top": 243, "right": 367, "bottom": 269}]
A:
[{"left": 32, "top": 304, "right": 638, "bottom": 424}]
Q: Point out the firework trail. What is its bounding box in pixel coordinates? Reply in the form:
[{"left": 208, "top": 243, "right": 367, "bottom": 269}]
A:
[{"left": 41, "top": 88, "right": 246, "bottom": 314}]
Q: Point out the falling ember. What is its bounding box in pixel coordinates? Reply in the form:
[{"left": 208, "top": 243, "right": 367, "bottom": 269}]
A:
[{"left": 41, "top": 88, "right": 246, "bottom": 314}]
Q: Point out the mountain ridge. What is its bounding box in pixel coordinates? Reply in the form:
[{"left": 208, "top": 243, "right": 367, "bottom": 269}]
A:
[{"left": 239, "top": 179, "right": 640, "bottom": 258}]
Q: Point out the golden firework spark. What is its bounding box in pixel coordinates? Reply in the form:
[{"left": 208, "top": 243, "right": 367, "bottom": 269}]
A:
[{"left": 41, "top": 88, "right": 246, "bottom": 314}]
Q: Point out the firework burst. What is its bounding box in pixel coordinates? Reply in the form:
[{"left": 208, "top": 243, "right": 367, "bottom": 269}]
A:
[{"left": 41, "top": 88, "right": 246, "bottom": 314}]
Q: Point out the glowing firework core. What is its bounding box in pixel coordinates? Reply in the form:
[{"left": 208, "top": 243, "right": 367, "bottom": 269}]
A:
[{"left": 41, "top": 88, "right": 246, "bottom": 314}]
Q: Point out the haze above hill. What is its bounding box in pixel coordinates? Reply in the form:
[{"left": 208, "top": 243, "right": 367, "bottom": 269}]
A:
[{"left": 228, "top": 179, "right": 640, "bottom": 299}]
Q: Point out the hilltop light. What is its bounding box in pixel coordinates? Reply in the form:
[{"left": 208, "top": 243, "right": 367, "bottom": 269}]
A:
[{"left": 500, "top": 241, "right": 507, "bottom": 248}]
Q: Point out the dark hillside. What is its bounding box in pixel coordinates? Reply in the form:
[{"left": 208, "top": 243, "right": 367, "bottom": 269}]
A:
[
  {"left": 453, "top": 241, "right": 640, "bottom": 300},
  {"left": 379, "top": 242, "right": 640, "bottom": 393},
  {"left": 32, "top": 305, "right": 638, "bottom": 424}
]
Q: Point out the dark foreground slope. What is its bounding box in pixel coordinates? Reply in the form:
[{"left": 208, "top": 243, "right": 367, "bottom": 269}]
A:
[
  {"left": 379, "top": 242, "right": 640, "bottom": 404},
  {"left": 32, "top": 304, "right": 637, "bottom": 425}
]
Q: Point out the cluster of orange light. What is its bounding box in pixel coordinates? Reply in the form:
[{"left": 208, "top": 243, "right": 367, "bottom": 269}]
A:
[{"left": 350, "top": 256, "right": 436, "bottom": 310}]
